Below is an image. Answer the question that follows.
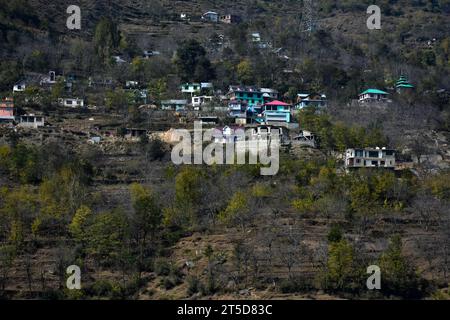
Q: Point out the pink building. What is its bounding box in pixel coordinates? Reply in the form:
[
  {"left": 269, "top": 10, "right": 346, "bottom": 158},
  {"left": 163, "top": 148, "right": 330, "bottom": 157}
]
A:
[{"left": 0, "top": 97, "right": 15, "bottom": 121}]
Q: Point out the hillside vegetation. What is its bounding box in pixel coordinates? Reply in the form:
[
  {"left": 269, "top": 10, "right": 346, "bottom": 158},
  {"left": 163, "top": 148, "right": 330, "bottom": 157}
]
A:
[{"left": 0, "top": 1, "right": 449, "bottom": 300}]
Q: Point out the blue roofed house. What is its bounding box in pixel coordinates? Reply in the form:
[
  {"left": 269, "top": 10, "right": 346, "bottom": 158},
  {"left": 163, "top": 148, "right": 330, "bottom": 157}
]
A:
[{"left": 202, "top": 11, "right": 219, "bottom": 23}]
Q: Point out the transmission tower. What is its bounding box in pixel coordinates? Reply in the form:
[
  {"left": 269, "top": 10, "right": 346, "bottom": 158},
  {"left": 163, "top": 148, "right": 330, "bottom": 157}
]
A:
[{"left": 303, "top": 0, "right": 318, "bottom": 34}]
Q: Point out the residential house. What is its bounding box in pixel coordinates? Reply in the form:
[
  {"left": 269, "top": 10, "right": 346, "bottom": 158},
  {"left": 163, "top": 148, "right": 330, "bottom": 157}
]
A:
[
  {"left": 220, "top": 14, "right": 241, "bottom": 24},
  {"left": 143, "top": 50, "right": 161, "bottom": 58},
  {"left": 260, "top": 88, "right": 278, "bottom": 103},
  {"left": 227, "top": 85, "right": 264, "bottom": 107},
  {"left": 213, "top": 126, "right": 245, "bottom": 144},
  {"left": 292, "top": 130, "right": 316, "bottom": 148},
  {"left": 359, "top": 89, "right": 389, "bottom": 102},
  {"left": 161, "top": 100, "right": 188, "bottom": 111},
  {"left": 251, "top": 33, "right": 261, "bottom": 43},
  {"left": 122, "top": 128, "right": 148, "bottom": 141},
  {"left": 395, "top": 75, "right": 415, "bottom": 93},
  {"left": 17, "top": 114, "right": 45, "bottom": 129},
  {"left": 192, "top": 96, "right": 213, "bottom": 109},
  {"left": 250, "top": 32, "right": 271, "bottom": 49},
  {"left": 198, "top": 116, "right": 219, "bottom": 125},
  {"left": 13, "top": 80, "right": 27, "bottom": 92},
  {"left": 181, "top": 83, "right": 201, "bottom": 95},
  {"left": 345, "top": 148, "right": 396, "bottom": 169},
  {"left": 247, "top": 125, "right": 288, "bottom": 145},
  {"left": 88, "top": 77, "right": 115, "bottom": 88},
  {"left": 295, "top": 93, "right": 327, "bottom": 110},
  {"left": 180, "top": 82, "right": 213, "bottom": 96},
  {"left": 201, "top": 82, "right": 214, "bottom": 91},
  {"left": 202, "top": 11, "right": 219, "bottom": 22},
  {"left": 40, "top": 71, "right": 57, "bottom": 87},
  {"left": 0, "top": 97, "right": 15, "bottom": 122},
  {"left": 125, "top": 81, "right": 139, "bottom": 88},
  {"left": 261, "top": 100, "right": 292, "bottom": 124},
  {"left": 58, "top": 98, "right": 85, "bottom": 108},
  {"left": 228, "top": 100, "right": 248, "bottom": 118}
]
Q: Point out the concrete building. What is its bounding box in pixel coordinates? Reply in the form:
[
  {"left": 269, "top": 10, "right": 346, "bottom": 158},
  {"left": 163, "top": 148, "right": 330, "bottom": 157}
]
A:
[
  {"left": 261, "top": 100, "right": 292, "bottom": 124},
  {"left": 17, "top": 114, "right": 45, "bottom": 129},
  {"left": 227, "top": 85, "right": 264, "bottom": 107},
  {"left": 295, "top": 93, "right": 327, "bottom": 109},
  {"left": 220, "top": 14, "right": 241, "bottom": 24},
  {"left": 345, "top": 148, "right": 396, "bottom": 169},
  {"left": 0, "top": 97, "right": 15, "bottom": 122},
  {"left": 161, "top": 100, "right": 188, "bottom": 111},
  {"left": 192, "top": 96, "right": 213, "bottom": 109}
]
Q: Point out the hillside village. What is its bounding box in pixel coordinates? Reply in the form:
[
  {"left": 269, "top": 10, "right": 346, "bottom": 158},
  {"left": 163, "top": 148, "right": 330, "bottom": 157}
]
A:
[
  {"left": 1, "top": 71, "right": 428, "bottom": 170},
  {"left": 0, "top": 0, "right": 450, "bottom": 300}
]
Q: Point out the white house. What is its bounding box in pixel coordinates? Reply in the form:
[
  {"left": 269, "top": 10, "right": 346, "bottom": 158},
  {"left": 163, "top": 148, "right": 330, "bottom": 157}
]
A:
[
  {"left": 13, "top": 80, "right": 27, "bottom": 92},
  {"left": 251, "top": 32, "right": 261, "bottom": 42},
  {"left": 17, "top": 114, "right": 45, "bottom": 129},
  {"left": 213, "top": 126, "right": 245, "bottom": 144},
  {"left": 359, "top": 89, "right": 389, "bottom": 102},
  {"left": 260, "top": 88, "right": 278, "bottom": 102},
  {"left": 181, "top": 83, "right": 201, "bottom": 95},
  {"left": 192, "top": 96, "right": 213, "bottom": 109},
  {"left": 345, "top": 148, "right": 396, "bottom": 169},
  {"left": 161, "top": 100, "right": 188, "bottom": 111},
  {"left": 125, "top": 81, "right": 139, "bottom": 88},
  {"left": 181, "top": 83, "right": 213, "bottom": 96},
  {"left": 59, "top": 98, "right": 85, "bottom": 108}
]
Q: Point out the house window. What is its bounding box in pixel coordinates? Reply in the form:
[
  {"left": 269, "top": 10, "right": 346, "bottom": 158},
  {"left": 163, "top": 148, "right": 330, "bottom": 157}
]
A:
[
  {"left": 372, "top": 161, "right": 378, "bottom": 166},
  {"left": 67, "top": 100, "right": 73, "bottom": 105},
  {"left": 356, "top": 159, "right": 361, "bottom": 164},
  {"left": 369, "top": 151, "right": 379, "bottom": 158}
]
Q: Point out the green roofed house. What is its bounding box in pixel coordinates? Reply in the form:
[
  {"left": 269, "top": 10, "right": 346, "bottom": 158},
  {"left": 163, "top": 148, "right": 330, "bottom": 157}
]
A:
[
  {"left": 395, "top": 75, "right": 415, "bottom": 93},
  {"left": 359, "top": 89, "right": 389, "bottom": 103}
]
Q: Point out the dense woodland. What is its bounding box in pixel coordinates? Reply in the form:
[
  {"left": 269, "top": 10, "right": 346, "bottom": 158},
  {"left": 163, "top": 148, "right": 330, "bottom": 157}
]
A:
[{"left": 0, "top": 0, "right": 449, "bottom": 299}]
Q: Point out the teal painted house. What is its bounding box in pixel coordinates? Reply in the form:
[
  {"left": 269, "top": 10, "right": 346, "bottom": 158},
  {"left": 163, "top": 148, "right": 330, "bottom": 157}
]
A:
[
  {"left": 227, "top": 86, "right": 264, "bottom": 107},
  {"left": 261, "top": 100, "right": 291, "bottom": 124}
]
